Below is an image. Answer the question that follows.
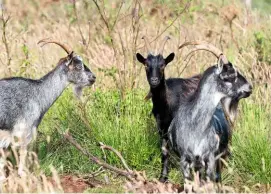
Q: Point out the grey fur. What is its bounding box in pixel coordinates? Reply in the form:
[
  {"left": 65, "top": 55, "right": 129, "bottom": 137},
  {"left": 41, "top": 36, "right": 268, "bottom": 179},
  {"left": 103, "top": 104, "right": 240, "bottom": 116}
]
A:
[
  {"left": 0, "top": 53, "right": 95, "bottom": 175},
  {"left": 168, "top": 63, "right": 251, "bottom": 181}
]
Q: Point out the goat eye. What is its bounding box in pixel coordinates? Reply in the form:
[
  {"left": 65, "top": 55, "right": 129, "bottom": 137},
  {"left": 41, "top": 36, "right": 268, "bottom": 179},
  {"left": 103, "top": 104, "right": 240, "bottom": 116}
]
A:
[
  {"left": 229, "top": 74, "right": 236, "bottom": 79},
  {"left": 76, "top": 64, "right": 83, "bottom": 70},
  {"left": 160, "top": 66, "right": 165, "bottom": 71}
]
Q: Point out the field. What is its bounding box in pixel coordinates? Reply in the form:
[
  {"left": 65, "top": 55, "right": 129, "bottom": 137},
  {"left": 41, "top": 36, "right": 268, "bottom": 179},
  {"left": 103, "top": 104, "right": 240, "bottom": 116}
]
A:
[{"left": 0, "top": 0, "right": 271, "bottom": 192}]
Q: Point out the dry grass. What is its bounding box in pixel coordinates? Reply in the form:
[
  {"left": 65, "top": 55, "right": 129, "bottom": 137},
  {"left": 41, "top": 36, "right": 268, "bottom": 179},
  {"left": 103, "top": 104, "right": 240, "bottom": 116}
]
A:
[
  {"left": 0, "top": 0, "right": 269, "bottom": 90},
  {"left": 124, "top": 171, "right": 239, "bottom": 193},
  {"left": 0, "top": 148, "right": 62, "bottom": 193}
]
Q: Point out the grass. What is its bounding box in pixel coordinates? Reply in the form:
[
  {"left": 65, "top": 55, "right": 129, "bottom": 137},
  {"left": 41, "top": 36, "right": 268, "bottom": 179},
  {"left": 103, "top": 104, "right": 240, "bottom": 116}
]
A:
[
  {"left": 231, "top": 101, "right": 271, "bottom": 185},
  {"left": 33, "top": 86, "right": 271, "bottom": 191},
  {"left": 38, "top": 88, "right": 161, "bottom": 175},
  {"left": 252, "top": 0, "right": 271, "bottom": 14},
  {"left": 0, "top": 149, "right": 62, "bottom": 192}
]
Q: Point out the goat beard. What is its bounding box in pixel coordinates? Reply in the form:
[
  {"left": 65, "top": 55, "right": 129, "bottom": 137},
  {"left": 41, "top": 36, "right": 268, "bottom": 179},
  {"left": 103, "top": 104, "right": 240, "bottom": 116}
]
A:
[
  {"left": 74, "top": 85, "right": 83, "bottom": 99},
  {"left": 221, "top": 97, "right": 238, "bottom": 125}
]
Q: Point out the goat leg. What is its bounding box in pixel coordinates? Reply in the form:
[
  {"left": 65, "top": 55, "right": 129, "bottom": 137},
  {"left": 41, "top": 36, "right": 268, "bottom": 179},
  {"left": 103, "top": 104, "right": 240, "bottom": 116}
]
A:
[
  {"left": 206, "top": 153, "right": 216, "bottom": 182},
  {"left": 11, "top": 124, "right": 30, "bottom": 177},
  {"left": 159, "top": 138, "right": 170, "bottom": 182},
  {"left": 16, "top": 132, "right": 29, "bottom": 177},
  {"left": 215, "top": 158, "right": 222, "bottom": 182},
  {"left": 180, "top": 155, "right": 191, "bottom": 180},
  {"left": 18, "top": 145, "right": 27, "bottom": 177}
]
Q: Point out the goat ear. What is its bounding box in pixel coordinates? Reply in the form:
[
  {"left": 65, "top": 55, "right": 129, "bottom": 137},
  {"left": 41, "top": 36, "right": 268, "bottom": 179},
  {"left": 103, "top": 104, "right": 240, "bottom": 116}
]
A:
[
  {"left": 165, "top": 53, "right": 175, "bottom": 65},
  {"left": 136, "top": 53, "right": 146, "bottom": 65},
  {"left": 65, "top": 51, "right": 74, "bottom": 66},
  {"left": 65, "top": 58, "right": 73, "bottom": 66},
  {"left": 69, "top": 56, "right": 84, "bottom": 70},
  {"left": 216, "top": 55, "right": 224, "bottom": 73},
  {"left": 68, "top": 51, "right": 75, "bottom": 59}
]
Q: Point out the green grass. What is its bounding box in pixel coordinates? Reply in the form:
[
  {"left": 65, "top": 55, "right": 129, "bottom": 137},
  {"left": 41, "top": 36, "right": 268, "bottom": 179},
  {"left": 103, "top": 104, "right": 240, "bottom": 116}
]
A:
[
  {"left": 253, "top": 0, "right": 271, "bottom": 14},
  {"left": 37, "top": 89, "right": 161, "bottom": 175},
  {"left": 34, "top": 88, "right": 271, "bottom": 190},
  {"left": 231, "top": 101, "right": 271, "bottom": 185}
]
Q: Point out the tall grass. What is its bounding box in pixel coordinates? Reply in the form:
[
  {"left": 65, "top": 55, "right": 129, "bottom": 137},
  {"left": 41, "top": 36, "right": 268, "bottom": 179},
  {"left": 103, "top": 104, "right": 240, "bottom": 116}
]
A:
[
  {"left": 0, "top": 0, "right": 271, "bottom": 191},
  {"left": 231, "top": 101, "right": 271, "bottom": 185},
  {"left": 38, "top": 89, "right": 161, "bottom": 175},
  {"left": 0, "top": 149, "right": 62, "bottom": 192},
  {"left": 35, "top": 86, "right": 271, "bottom": 190}
]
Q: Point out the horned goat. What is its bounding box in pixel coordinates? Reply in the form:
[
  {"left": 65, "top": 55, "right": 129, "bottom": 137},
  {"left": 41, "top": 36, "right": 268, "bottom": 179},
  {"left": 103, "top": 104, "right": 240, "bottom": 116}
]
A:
[
  {"left": 136, "top": 38, "right": 252, "bottom": 182},
  {"left": 168, "top": 53, "right": 251, "bottom": 182},
  {"left": 0, "top": 39, "right": 96, "bottom": 176}
]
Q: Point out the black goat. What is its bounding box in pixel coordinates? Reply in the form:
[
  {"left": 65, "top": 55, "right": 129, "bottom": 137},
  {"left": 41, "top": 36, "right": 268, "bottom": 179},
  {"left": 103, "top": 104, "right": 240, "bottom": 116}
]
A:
[
  {"left": 168, "top": 55, "right": 251, "bottom": 181},
  {"left": 136, "top": 38, "right": 252, "bottom": 182},
  {"left": 0, "top": 39, "right": 96, "bottom": 176},
  {"left": 137, "top": 37, "right": 201, "bottom": 182}
]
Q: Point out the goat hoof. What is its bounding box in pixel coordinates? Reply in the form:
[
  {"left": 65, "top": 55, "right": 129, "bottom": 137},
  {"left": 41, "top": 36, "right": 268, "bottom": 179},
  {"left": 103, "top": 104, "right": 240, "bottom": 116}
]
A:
[
  {"left": 159, "top": 176, "right": 168, "bottom": 183},
  {"left": 215, "top": 173, "right": 221, "bottom": 183}
]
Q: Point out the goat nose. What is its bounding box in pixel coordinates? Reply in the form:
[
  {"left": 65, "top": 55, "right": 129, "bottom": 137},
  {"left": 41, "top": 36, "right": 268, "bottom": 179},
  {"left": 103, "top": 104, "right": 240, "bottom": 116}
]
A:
[
  {"left": 151, "top": 77, "right": 158, "bottom": 82},
  {"left": 245, "top": 84, "right": 252, "bottom": 94},
  {"left": 92, "top": 74, "right": 96, "bottom": 80},
  {"left": 239, "top": 83, "right": 252, "bottom": 99}
]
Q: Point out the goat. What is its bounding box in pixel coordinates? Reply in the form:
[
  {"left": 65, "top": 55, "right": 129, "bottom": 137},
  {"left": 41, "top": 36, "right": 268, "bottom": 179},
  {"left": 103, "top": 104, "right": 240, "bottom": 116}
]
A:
[
  {"left": 168, "top": 54, "right": 251, "bottom": 182},
  {"left": 0, "top": 39, "right": 96, "bottom": 176},
  {"left": 136, "top": 37, "right": 200, "bottom": 182},
  {"left": 178, "top": 41, "right": 253, "bottom": 181},
  {"left": 178, "top": 41, "right": 252, "bottom": 123},
  {"left": 136, "top": 38, "right": 252, "bottom": 182}
]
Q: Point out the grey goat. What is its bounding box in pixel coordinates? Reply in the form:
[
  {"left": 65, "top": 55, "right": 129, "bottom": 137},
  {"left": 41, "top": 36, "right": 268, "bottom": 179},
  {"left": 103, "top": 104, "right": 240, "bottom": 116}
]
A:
[
  {"left": 168, "top": 54, "right": 251, "bottom": 181},
  {"left": 0, "top": 39, "right": 96, "bottom": 176},
  {"left": 137, "top": 39, "right": 252, "bottom": 182}
]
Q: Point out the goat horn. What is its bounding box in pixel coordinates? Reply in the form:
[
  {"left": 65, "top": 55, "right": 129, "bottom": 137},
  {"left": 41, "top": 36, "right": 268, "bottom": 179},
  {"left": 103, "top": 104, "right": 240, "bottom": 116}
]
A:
[
  {"left": 158, "top": 36, "right": 170, "bottom": 55},
  {"left": 38, "top": 38, "right": 72, "bottom": 55},
  {"left": 179, "top": 41, "right": 229, "bottom": 64},
  {"left": 142, "top": 36, "right": 152, "bottom": 54}
]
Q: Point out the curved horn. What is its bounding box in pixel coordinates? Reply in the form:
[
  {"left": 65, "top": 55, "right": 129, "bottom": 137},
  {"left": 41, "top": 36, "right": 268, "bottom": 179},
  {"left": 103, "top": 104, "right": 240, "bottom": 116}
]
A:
[
  {"left": 142, "top": 36, "right": 152, "bottom": 54},
  {"left": 158, "top": 36, "right": 170, "bottom": 55},
  {"left": 38, "top": 38, "right": 72, "bottom": 55},
  {"left": 179, "top": 41, "right": 229, "bottom": 64}
]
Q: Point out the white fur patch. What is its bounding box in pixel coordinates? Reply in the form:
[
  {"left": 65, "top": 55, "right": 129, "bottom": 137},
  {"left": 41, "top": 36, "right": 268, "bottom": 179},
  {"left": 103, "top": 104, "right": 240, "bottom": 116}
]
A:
[
  {"left": 0, "top": 130, "right": 12, "bottom": 148},
  {"left": 162, "top": 145, "right": 168, "bottom": 154},
  {"left": 0, "top": 120, "right": 35, "bottom": 148},
  {"left": 11, "top": 120, "right": 33, "bottom": 147},
  {"left": 13, "top": 122, "right": 26, "bottom": 137},
  {"left": 237, "top": 83, "right": 251, "bottom": 93},
  {"left": 215, "top": 134, "right": 220, "bottom": 149},
  {"left": 213, "top": 92, "right": 225, "bottom": 106}
]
